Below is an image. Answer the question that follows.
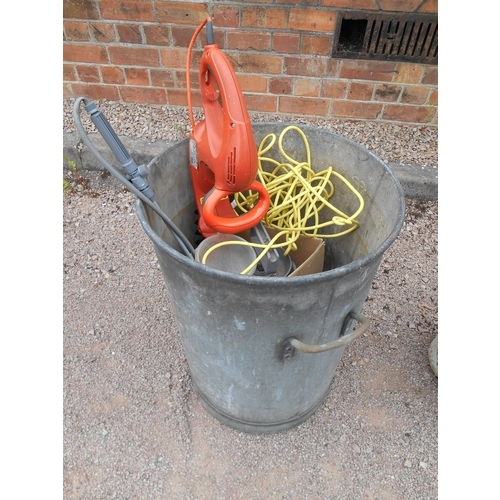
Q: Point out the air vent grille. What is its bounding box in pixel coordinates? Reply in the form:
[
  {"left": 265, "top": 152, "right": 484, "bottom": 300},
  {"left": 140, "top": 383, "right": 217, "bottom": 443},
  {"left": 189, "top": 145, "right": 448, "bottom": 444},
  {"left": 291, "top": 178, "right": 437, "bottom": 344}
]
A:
[
  {"left": 227, "top": 148, "right": 236, "bottom": 187},
  {"left": 332, "top": 12, "right": 438, "bottom": 64}
]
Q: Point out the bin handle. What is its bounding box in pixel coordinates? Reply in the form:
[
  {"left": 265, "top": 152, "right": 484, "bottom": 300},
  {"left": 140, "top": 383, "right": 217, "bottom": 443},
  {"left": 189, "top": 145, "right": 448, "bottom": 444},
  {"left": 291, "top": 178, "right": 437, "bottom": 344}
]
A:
[{"left": 281, "top": 311, "right": 369, "bottom": 359}]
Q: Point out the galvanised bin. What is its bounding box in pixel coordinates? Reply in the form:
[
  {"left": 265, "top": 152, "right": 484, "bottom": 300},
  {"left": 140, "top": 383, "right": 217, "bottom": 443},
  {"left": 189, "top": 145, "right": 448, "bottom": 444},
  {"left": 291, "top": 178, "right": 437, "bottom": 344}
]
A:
[{"left": 136, "top": 123, "right": 405, "bottom": 434}]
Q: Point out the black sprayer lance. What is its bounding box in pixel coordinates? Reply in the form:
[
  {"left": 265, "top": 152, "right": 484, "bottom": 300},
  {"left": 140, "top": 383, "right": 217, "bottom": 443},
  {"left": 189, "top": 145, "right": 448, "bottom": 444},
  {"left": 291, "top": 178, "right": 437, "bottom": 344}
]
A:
[
  {"left": 73, "top": 97, "right": 195, "bottom": 259},
  {"left": 84, "top": 99, "right": 155, "bottom": 201}
]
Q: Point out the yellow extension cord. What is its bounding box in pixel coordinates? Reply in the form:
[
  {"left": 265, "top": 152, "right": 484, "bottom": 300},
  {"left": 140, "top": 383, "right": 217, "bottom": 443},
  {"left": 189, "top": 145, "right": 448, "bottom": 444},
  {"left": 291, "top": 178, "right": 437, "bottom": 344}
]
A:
[{"left": 202, "top": 125, "right": 365, "bottom": 275}]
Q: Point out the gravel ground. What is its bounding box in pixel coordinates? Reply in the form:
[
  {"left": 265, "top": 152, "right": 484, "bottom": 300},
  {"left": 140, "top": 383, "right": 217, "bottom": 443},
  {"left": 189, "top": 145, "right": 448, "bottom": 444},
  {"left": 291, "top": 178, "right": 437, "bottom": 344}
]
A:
[
  {"left": 63, "top": 100, "right": 438, "bottom": 499},
  {"left": 63, "top": 99, "right": 438, "bottom": 168}
]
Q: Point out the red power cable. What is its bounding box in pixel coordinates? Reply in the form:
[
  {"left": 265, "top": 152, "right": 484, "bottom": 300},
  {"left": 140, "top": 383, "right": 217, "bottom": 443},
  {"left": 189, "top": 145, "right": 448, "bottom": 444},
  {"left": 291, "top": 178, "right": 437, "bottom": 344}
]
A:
[{"left": 186, "top": 16, "right": 211, "bottom": 130}]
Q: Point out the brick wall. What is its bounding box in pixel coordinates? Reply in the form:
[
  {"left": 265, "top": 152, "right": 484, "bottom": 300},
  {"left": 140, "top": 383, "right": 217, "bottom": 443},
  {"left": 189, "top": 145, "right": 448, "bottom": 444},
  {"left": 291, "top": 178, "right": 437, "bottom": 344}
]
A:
[{"left": 63, "top": 0, "right": 438, "bottom": 126}]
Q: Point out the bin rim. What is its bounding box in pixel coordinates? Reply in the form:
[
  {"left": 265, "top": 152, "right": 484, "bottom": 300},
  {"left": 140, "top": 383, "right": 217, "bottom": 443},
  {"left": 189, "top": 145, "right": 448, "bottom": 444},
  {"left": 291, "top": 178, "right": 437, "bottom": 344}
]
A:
[{"left": 135, "top": 124, "right": 405, "bottom": 287}]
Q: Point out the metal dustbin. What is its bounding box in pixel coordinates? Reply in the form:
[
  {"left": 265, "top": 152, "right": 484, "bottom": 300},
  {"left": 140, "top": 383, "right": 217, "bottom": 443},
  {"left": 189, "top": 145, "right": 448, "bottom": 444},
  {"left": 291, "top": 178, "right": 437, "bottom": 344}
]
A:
[{"left": 136, "top": 123, "right": 405, "bottom": 434}]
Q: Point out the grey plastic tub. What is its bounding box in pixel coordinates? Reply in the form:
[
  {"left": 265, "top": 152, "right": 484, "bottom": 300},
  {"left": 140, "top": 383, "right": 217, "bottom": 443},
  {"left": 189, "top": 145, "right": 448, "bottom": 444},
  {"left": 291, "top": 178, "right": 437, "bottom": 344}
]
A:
[{"left": 136, "top": 123, "right": 405, "bottom": 434}]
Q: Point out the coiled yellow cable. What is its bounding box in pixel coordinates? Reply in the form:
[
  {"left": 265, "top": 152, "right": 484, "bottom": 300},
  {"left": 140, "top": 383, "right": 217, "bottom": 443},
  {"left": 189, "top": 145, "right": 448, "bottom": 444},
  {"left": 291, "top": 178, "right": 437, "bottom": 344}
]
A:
[{"left": 202, "top": 125, "right": 365, "bottom": 275}]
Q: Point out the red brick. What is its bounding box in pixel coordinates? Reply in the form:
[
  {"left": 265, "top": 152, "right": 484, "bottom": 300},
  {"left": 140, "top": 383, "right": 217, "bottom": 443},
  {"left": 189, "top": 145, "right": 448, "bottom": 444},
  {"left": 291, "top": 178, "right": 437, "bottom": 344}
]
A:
[
  {"left": 382, "top": 104, "right": 436, "bottom": 123},
  {"left": 301, "top": 35, "right": 331, "bottom": 55},
  {"left": 273, "top": 34, "right": 300, "bottom": 54},
  {"left": 161, "top": 47, "right": 192, "bottom": 69},
  {"left": 294, "top": 79, "right": 320, "bottom": 97},
  {"left": 393, "top": 63, "right": 425, "bottom": 84},
  {"left": 321, "top": 80, "right": 347, "bottom": 98},
  {"left": 101, "top": 66, "right": 125, "bottom": 84},
  {"left": 339, "top": 60, "right": 395, "bottom": 81},
  {"left": 289, "top": 9, "right": 336, "bottom": 32},
  {"left": 175, "top": 70, "right": 200, "bottom": 90},
  {"left": 279, "top": 96, "right": 330, "bottom": 116},
  {"left": 428, "top": 89, "right": 438, "bottom": 106},
  {"left": 321, "top": 0, "right": 378, "bottom": 8},
  {"left": 237, "top": 74, "right": 268, "bottom": 93},
  {"left": 284, "top": 56, "right": 335, "bottom": 77},
  {"left": 374, "top": 84, "right": 401, "bottom": 102},
  {"left": 156, "top": 2, "right": 208, "bottom": 25},
  {"left": 143, "top": 25, "right": 171, "bottom": 46},
  {"left": 332, "top": 100, "right": 383, "bottom": 119},
  {"left": 171, "top": 26, "right": 197, "bottom": 48},
  {"left": 64, "top": 43, "right": 109, "bottom": 64},
  {"left": 63, "top": 0, "right": 99, "bottom": 19},
  {"left": 150, "top": 69, "right": 176, "bottom": 88},
  {"left": 117, "top": 24, "right": 142, "bottom": 44},
  {"left": 100, "top": 1, "right": 155, "bottom": 22},
  {"left": 64, "top": 64, "right": 77, "bottom": 81},
  {"left": 242, "top": 8, "right": 287, "bottom": 29},
  {"left": 377, "top": 0, "right": 422, "bottom": 11},
  {"left": 276, "top": 0, "right": 300, "bottom": 4},
  {"left": 168, "top": 88, "right": 197, "bottom": 107},
  {"left": 227, "top": 31, "right": 271, "bottom": 51},
  {"left": 212, "top": 5, "right": 239, "bottom": 28},
  {"left": 238, "top": 53, "right": 282, "bottom": 74},
  {"left": 186, "top": 49, "right": 204, "bottom": 72},
  {"left": 214, "top": 31, "right": 225, "bottom": 48},
  {"left": 119, "top": 86, "right": 167, "bottom": 104},
  {"left": 89, "top": 23, "right": 115, "bottom": 43},
  {"left": 245, "top": 94, "right": 277, "bottom": 113},
  {"left": 422, "top": 66, "right": 438, "bottom": 85},
  {"left": 64, "top": 22, "right": 90, "bottom": 41},
  {"left": 63, "top": 83, "right": 74, "bottom": 99},
  {"left": 347, "top": 82, "right": 374, "bottom": 100},
  {"left": 76, "top": 64, "right": 100, "bottom": 82},
  {"left": 401, "top": 86, "right": 430, "bottom": 105},
  {"left": 431, "top": 111, "right": 437, "bottom": 126},
  {"left": 269, "top": 77, "right": 293, "bottom": 95},
  {"left": 71, "top": 83, "right": 119, "bottom": 101},
  {"left": 109, "top": 46, "right": 160, "bottom": 67},
  {"left": 125, "top": 68, "right": 150, "bottom": 85},
  {"left": 419, "top": 0, "right": 438, "bottom": 13}
]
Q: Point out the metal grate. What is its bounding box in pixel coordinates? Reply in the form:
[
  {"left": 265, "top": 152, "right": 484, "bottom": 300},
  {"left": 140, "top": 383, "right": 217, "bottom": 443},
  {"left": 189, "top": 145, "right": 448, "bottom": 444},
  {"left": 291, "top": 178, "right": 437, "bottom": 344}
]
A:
[{"left": 332, "top": 12, "right": 438, "bottom": 64}]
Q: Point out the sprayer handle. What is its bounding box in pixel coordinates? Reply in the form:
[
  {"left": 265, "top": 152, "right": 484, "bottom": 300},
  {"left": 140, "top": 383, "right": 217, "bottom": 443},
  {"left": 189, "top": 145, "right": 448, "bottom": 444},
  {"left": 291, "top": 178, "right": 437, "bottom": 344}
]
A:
[{"left": 202, "top": 180, "right": 270, "bottom": 234}]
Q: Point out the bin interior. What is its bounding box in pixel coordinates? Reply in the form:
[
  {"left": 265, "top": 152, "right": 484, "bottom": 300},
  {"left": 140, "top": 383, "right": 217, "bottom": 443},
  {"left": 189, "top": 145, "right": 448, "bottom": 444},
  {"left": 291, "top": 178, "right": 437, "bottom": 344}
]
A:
[{"left": 145, "top": 124, "right": 404, "bottom": 274}]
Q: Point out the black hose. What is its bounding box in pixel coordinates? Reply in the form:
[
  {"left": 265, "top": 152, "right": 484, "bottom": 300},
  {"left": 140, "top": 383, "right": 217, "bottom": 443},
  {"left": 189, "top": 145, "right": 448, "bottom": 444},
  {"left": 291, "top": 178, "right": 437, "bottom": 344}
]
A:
[{"left": 72, "top": 97, "right": 196, "bottom": 259}]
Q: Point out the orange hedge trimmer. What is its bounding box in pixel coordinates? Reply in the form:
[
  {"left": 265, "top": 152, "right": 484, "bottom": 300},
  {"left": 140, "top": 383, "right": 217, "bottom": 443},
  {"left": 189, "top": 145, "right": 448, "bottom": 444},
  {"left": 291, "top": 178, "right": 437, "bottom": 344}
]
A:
[{"left": 186, "top": 17, "right": 270, "bottom": 238}]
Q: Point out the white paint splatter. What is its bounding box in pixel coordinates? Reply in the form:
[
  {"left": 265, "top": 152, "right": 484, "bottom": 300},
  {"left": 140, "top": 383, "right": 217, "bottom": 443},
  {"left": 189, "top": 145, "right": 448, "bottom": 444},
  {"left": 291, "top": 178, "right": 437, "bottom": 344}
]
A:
[{"left": 233, "top": 317, "right": 245, "bottom": 330}]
